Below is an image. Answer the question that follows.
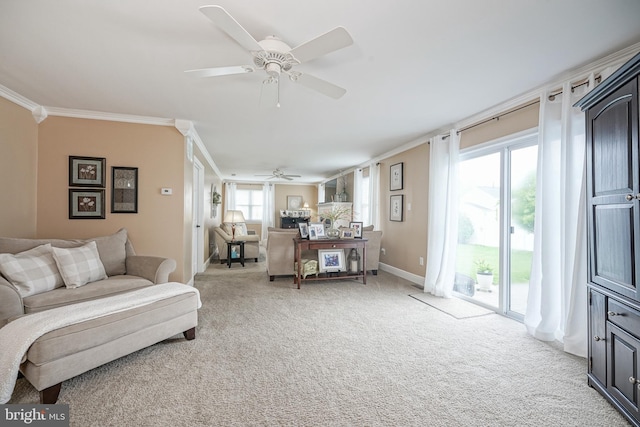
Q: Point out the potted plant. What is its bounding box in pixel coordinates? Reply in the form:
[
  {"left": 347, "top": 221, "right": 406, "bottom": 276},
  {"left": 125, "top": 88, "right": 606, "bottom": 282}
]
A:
[
  {"left": 474, "top": 259, "right": 494, "bottom": 291},
  {"left": 321, "top": 205, "right": 352, "bottom": 238}
]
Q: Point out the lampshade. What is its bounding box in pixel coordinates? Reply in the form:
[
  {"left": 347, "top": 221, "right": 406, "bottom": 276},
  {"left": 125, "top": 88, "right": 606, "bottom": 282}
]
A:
[
  {"left": 303, "top": 202, "right": 309, "bottom": 208},
  {"left": 224, "top": 210, "right": 245, "bottom": 224}
]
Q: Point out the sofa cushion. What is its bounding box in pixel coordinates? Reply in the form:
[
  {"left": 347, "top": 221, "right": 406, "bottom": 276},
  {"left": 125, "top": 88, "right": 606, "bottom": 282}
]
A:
[
  {"left": 25, "top": 292, "right": 197, "bottom": 366},
  {"left": 0, "top": 244, "right": 64, "bottom": 297},
  {"left": 22, "top": 275, "right": 153, "bottom": 314},
  {"left": 90, "top": 228, "right": 128, "bottom": 276},
  {"left": 51, "top": 241, "right": 107, "bottom": 289},
  {"left": 0, "top": 228, "right": 129, "bottom": 277}
]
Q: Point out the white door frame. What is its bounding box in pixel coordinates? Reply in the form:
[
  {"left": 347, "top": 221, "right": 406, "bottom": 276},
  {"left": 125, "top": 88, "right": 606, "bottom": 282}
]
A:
[{"left": 192, "top": 157, "right": 205, "bottom": 278}]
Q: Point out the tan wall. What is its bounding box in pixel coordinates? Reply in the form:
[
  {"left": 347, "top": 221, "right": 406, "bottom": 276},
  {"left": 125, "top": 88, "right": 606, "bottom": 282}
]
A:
[
  {"left": 274, "top": 184, "right": 318, "bottom": 223},
  {"left": 378, "top": 144, "right": 429, "bottom": 276},
  {"left": 0, "top": 98, "right": 38, "bottom": 237},
  {"left": 460, "top": 102, "right": 539, "bottom": 149},
  {"left": 36, "top": 116, "right": 188, "bottom": 282},
  {"left": 378, "top": 100, "right": 539, "bottom": 278}
]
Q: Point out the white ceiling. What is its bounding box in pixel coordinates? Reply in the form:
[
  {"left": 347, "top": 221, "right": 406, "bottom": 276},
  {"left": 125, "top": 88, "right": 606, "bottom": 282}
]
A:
[{"left": 2, "top": 0, "right": 640, "bottom": 183}]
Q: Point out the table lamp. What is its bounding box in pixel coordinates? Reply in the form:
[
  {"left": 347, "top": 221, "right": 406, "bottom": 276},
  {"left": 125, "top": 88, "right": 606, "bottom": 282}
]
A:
[{"left": 224, "top": 210, "right": 245, "bottom": 241}]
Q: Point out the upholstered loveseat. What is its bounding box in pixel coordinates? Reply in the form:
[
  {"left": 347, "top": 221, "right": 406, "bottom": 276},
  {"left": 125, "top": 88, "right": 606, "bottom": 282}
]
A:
[
  {"left": 213, "top": 223, "right": 260, "bottom": 263},
  {"left": 265, "top": 226, "right": 383, "bottom": 281},
  {"left": 0, "top": 229, "right": 200, "bottom": 404}
]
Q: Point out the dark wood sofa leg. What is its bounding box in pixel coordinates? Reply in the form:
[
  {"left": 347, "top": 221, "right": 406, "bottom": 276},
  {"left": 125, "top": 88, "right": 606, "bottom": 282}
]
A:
[
  {"left": 269, "top": 275, "right": 275, "bottom": 282},
  {"left": 40, "top": 383, "right": 62, "bottom": 404},
  {"left": 372, "top": 270, "right": 378, "bottom": 276},
  {"left": 183, "top": 327, "right": 196, "bottom": 340}
]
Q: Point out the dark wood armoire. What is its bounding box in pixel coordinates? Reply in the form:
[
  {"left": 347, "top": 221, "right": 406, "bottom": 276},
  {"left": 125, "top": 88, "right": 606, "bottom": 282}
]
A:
[{"left": 576, "top": 51, "right": 640, "bottom": 426}]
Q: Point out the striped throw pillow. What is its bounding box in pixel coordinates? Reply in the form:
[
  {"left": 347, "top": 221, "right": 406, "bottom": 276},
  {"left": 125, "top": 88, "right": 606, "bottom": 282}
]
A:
[
  {"left": 51, "top": 241, "right": 107, "bottom": 288},
  {"left": 0, "top": 244, "right": 64, "bottom": 297}
]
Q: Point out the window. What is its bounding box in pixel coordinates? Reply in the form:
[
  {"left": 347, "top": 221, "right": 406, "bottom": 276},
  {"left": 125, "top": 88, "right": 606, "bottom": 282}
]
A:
[{"left": 235, "top": 188, "right": 263, "bottom": 221}]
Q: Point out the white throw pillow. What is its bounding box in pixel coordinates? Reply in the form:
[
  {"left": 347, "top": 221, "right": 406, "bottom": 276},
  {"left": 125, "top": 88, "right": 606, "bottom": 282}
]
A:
[
  {"left": 0, "top": 244, "right": 64, "bottom": 297},
  {"left": 224, "top": 222, "right": 247, "bottom": 237},
  {"left": 51, "top": 241, "right": 107, "bottom": 289}
]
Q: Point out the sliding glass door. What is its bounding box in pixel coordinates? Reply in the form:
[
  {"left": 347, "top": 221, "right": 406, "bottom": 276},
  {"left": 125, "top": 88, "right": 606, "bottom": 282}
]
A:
[{"left": 455, "top": 133, "right": 537, "bottom": 320}]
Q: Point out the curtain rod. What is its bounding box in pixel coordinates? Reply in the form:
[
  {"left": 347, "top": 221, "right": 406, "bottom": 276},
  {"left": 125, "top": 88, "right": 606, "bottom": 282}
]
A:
[
  {"left": 439, "top": 99, "right": 540, "bottom": 140},
  {"left": 548, "top": 75, "right": 602, "bottom": 101}
]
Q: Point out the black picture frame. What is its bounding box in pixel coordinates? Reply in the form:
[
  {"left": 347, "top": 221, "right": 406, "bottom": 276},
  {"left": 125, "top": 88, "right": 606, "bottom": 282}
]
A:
[
  {"left": 298, "top": 222, "right": 309, "bottom": 239},
  {"left": 349, "top": 221, "right": 364, "bottom": 238},
  {"left": 69, "top": 189, "right": 105, "bottom": 219},
  {"left": 69, "top": 156, "right": 106, "bottom": 187},
  {"left": 111, "top": 167, "right": 138, "bottom": 213},
  {"left": 390, "top": 194, "right": 404, "bottom": 222},
  {"left": 390, "top": 162, "right": 403, "bottom": 191}
]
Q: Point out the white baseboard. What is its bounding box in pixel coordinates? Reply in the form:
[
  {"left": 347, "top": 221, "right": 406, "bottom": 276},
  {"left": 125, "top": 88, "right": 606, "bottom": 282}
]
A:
[{"left": 378, "top": 263, "right": 425, "bottom": 287}]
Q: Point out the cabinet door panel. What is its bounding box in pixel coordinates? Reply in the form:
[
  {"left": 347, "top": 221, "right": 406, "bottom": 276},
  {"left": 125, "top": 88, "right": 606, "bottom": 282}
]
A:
[
  {"left": 589, "top": 289, "right": 607, "bottom": 385},
  {"left": 607, "top": 322, "right": 640, "bottom": 417},
  {"left": 587, "top": 78, "right": 640, "bottom": 300}
]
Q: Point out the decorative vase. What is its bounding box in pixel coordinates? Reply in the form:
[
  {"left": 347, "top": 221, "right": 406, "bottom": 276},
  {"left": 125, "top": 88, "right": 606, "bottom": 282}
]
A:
[{"left": 326, "top": 228, "right": 340, "bottom": 239}]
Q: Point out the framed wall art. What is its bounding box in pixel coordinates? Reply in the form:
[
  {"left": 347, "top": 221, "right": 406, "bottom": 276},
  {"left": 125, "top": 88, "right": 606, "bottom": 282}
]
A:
[
  {"left": 287, "top": 195, "right": 303, "bottom": 210},
  {"left": 390, "top": 194, "right": 404, "bottom": 222},
  {"left": 111, "top": 167, "right": 138, "bottom": 213},
  {"left": 69, "top": 156, "right": 106, "bottom": 187},
  {"left": 69, "top": 189, "right": 105, "bottom": 219},
  {"left": 390, "top": 162, "right": 403, "bottom": 191}
]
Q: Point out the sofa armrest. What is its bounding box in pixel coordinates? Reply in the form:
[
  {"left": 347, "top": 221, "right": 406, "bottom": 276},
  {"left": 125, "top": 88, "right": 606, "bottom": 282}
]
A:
[
  {"left": 126, "top": 256, "right": 177, "bottom": 284},
  {"left": 0, "top": 276, "right": 24, "bottom": 327}
]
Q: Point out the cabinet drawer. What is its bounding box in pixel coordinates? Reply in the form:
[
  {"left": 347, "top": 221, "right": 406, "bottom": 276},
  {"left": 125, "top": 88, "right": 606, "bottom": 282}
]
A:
[{"left": 608, "top": 299, "right": 640, "bottom": 339}]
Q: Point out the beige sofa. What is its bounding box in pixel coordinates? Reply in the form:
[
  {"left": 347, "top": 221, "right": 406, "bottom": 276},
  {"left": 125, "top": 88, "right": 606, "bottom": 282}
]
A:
[
  {"left": 266, "top": 226, "right": 383, "bottom": 281},
  {"left": 0, "top": 229, "right": 199, "bottom": 404},
  {"left": 213, "top": 223, "right": 260, "bottom": 263}
]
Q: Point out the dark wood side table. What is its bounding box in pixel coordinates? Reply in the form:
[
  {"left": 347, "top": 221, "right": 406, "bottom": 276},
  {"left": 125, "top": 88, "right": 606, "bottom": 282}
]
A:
[
  {"left": 293, "top": 237, "right": 367, "bottom": 289},
  {"left": 226, "top": 240, "right": 245, "bottom": 268}
]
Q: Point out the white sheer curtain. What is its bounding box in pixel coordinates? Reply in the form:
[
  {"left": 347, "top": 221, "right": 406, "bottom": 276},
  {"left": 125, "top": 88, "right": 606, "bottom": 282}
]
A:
[
  {"left": 353, "top": 168, "right": 364, "bottom": 221},
  {"left": 424, "top": 130, "right": 459, "bottom": 297},
  {"left": 369, "top": 162, "right": 381, "bottom": 229},
  {"left": 261, "top": 182, "right": 275, "bottom": 242},
  {"left": 525, "top": 76, "right": 596, "bottom": 357},
  {"left": 224, "top": 182, "right": 237, "bottom": 213}
]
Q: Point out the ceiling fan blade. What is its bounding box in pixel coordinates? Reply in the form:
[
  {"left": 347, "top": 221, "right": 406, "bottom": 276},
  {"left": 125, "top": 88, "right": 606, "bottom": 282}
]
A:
[
  {"left": 290, "top": 72, "right": 346, "bottom": 99},
  {"left": 284, "top": 175, "right": 302, "bottom": 178},
  {"left": 289, "top": 27, "right": 353, "bottom": 63},
  {"left": 199, "top": 5, "right": 264, "bottom": 53},
  {"left": 185, "top": 65, "right": 254, "bottom": 78},
  {"left": 283, "top": 176, "right": 293, "bottom": 181},
  {"left": 259, "top": 78, "right": 279, "bottom": 108}
]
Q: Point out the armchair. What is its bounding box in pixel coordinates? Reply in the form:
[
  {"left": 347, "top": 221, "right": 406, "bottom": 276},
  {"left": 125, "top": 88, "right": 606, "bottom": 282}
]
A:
[{"left": 213, "top": 223, "right": 260, "bottom": 263}]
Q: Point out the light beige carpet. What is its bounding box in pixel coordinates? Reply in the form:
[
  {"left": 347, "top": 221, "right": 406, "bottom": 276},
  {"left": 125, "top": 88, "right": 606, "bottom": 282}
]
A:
[{"left": 7, "top": 260, "right": 629, "bottom": 426}]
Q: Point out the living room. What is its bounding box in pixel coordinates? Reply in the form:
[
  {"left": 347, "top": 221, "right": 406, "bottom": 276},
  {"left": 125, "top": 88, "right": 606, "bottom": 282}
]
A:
[{"left": 2, "top": 1, "right": 640, "bottom": 425}]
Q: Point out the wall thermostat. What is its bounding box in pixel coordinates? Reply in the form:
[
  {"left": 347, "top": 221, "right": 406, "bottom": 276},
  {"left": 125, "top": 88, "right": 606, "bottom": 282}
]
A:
[{"left": 161, "top": 188, "right": 172, "bottom": 195}]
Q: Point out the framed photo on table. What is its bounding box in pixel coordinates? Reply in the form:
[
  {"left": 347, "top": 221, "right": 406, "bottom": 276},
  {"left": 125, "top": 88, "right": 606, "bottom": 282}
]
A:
[
  {"left": 69, "top": 156, "right": 106, "bottom": 187},
  {"left": 318, "top": 249, "right": 345, "bottom": 272},
  {"left": 390, "top": 162, "right": 403, "bottom": 191},
  {"left": 298, "top": 222, "right": 309, "bottom": 239},
  {"left": 349, "top": 221, "right": 363, "bottom": 238},
  {"left": 308, "top": 222, "right": 325, "bottom": 240},
  {"left": 390, "top": 194, "right": 404, "bottom": 222}
]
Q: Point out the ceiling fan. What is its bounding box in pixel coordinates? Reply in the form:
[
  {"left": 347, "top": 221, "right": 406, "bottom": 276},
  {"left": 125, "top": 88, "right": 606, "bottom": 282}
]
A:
[
  {"left": 186, "top": 5, "right": 353, "bottom": 105},
  {"left": 255, "top": 169, "right": 302, "bottom": 181}
]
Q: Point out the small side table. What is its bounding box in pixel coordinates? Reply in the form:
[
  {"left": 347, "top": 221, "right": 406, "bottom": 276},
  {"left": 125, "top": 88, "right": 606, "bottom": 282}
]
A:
[{"left": 226, "top": 240, "right": 245, "bottom": 268}]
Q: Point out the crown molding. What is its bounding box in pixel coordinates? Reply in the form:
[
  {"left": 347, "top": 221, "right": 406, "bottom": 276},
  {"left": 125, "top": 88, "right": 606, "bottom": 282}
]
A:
[
  {"left": 43, "top": 106, "right": 175, "bottom": 126},
  {"left": 0, "top": 84, "right": 39, "bottom": 111}
]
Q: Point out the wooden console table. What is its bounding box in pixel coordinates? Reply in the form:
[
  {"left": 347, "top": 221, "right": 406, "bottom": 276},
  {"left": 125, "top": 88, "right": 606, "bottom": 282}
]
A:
[{"left": 293, "top": 237, "right": 367, "bottom": 289}]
